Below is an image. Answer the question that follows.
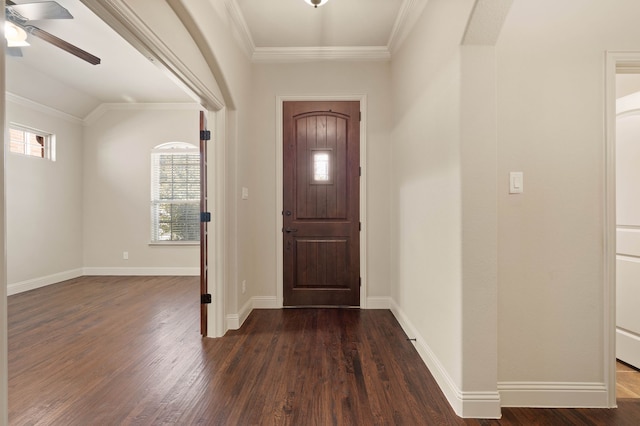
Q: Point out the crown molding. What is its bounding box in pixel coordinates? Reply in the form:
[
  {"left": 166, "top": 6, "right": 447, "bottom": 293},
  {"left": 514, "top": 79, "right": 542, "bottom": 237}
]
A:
[
  {"left": 617, "top": 63, "right": 640, "bottom": 74},
  {"left": 84, "top": 102, "right": 202, "bottom": 126},
  {"left": 252, "top": 46, "right": 391, "bottom": 63},
  {"left": 224, "top": 0, "right": 256, "bottom": 60},
  {"left": 387, "top": 0, "right": 429, "bottom": 53},
  {"left": 6, "top": 93, "right": 84, "bottom": 124}
]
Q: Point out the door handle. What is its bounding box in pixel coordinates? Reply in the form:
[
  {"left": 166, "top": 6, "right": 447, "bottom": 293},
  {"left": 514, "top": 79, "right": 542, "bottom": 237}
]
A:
[{"left": 284, "top": 227, "right": 298, "bottom": 233}]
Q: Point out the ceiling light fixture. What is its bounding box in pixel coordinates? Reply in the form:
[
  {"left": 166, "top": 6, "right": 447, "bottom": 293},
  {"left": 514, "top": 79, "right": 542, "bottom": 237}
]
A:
[
  {"left": 304, "top": 0, "right": 329, "bottom": 8},
  {"left": 5, "top": 22, "right": 30, "bottom": 47}
]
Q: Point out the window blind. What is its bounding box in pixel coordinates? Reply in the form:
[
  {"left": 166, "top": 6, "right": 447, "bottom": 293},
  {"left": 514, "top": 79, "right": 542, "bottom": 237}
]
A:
[{"left": 150, "top": 144, "right": 200, "bottom": 242}]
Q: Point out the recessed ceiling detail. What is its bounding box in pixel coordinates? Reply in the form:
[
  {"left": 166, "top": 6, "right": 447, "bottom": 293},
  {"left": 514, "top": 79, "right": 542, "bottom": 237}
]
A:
[{"left": 223, "top": 0, "right": 428, "bottom": 62}]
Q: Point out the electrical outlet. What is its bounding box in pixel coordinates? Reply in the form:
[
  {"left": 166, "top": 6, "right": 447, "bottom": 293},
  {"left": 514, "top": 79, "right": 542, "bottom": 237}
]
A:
[
  {"left": 242, "top": 280, "right": 246, "bottom": 294},
  {"left": 123, "top": 251, "right": 129, "bottom": 260}
]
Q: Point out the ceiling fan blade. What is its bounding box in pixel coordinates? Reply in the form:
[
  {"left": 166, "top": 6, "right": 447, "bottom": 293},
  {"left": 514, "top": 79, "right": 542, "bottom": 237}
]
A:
[
  {"left": 7, "top": 1, "right": 73, "bottom": 21},
  {"left": 25, "top": 25, "right": 100, "bottom": 65}
]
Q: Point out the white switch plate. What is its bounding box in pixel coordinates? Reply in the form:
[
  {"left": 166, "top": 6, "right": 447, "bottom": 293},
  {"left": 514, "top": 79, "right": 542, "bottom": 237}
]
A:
[
  {"left": 509, "top": 172, "right": 523, "bottom": 194},
  {"left": 242, "top": 187, "right": 249, "bottom": 200}
]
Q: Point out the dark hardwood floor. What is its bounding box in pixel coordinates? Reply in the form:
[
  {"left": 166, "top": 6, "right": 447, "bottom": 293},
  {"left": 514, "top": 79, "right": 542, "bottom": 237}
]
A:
[{"left": 7, "top": 276, "right": 640, "bottom": 425}]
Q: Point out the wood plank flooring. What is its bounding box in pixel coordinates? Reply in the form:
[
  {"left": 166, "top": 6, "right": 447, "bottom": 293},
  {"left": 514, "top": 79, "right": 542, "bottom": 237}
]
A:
[
  {"left": 7, "top": 276, "right": 640, "bottom": 425},
  {"left": 617, "top": 361, "right": 640, "bottom": 399}
]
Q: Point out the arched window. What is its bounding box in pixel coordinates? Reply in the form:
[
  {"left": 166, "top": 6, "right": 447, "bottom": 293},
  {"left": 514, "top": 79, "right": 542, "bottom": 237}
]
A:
[{"left": 150, "top": 142, "right": 200, "bottom": 242}]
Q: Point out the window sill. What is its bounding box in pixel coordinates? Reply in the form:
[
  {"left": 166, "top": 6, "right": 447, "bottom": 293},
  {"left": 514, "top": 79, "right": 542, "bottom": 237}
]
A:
[{"left": 148, "top": 241, "right": 200, "bottom": 247}]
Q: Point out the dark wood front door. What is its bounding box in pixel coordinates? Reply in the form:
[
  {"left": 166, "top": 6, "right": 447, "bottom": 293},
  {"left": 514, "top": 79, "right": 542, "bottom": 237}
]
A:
[{"left": 283, "top": 101, "right": 360, "bottom": 306}]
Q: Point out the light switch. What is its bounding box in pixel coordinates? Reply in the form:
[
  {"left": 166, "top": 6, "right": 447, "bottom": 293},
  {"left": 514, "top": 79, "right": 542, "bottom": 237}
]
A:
[
  {"left": 509, "top": 172, "right": 523, "bottom": 194},
  {"left": 242, "top": 187, "right": 249, "bottom": 200}
]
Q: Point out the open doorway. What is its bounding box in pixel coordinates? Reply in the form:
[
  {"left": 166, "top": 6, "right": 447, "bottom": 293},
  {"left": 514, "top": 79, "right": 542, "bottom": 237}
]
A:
[
  {"left": 4, "top": 0, "right": 221, "bottom": 332},
  {"left": 613, "top": 69, "right": 640, "bottom": 399}
]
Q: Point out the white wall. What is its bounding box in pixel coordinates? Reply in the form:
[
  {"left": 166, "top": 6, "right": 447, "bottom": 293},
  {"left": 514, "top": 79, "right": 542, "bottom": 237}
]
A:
[
  {"left": 247, "top": 62, "right": 392, "bottom": 311},
  {"left": 495, "top": 0, "right": 640, "bottom": 407},
  {"left": 82, "top": 106, "right": 201, "bottom": 274},
  {"left": 6, "top": 98, "right": 84, "bottom": 294},
  {"left": 7, "top": 60, "right": 99, "bottom": 118},
  {"left": 459, "top": 45, "right": 499, "bottom": 410},
  {"left": 389, "top": 0, "right": 475, "bottom": 414}
]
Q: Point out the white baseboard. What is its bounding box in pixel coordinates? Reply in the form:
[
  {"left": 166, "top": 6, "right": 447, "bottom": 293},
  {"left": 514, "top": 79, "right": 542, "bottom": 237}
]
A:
[
  {"left": 389, "top": 299, "right": 501, "bottom": 419},
  {"left": 8, "top": 268, "right": 84, "bottom": 296},
  {"left": 238, "top": 298, "right": 253, "bottom": 328},
  {"left": 226, "top": 296, "right": 279, "bottom": 332},
  {"left": 226, "top": 297, "right": 255, "bottom": 330},
  {"left": 226, "top": 299, "right": 252, "bottom": 331},
  {"left": 498, "top": 381, "right": 609, "bottom": 408},
  {"left": 82, "top": 267, "right": 199, "bottom": 276},
  {"left": 8, "top": 267, "right": 198, "bottom": 296},
  {"left": 226, "top": 313, "right": 240, "bottom": 330},
  {"left": 252, "top": 296, "right": 279, "bottom": 309},
  {"left": 365, "top": 296, "right": 391, "bottom": 309}
]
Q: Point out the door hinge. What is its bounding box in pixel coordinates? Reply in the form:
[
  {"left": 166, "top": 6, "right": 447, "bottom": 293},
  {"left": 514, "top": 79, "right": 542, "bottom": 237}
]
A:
[
  {"left": 200, "top": 212, "right": 212, "bottom": 222},
  {"left": 359, "top": 277, "right": 362, "bottom": 287},
  {"left": 359, "top": 222, "right": 361, "bottom": 231},
  {"left": 359, "top": 166, "right": 361, "bottom": 177},
  {"left": 200, "top": 130, "right": 211, "bottom": 141},
  {"left": 201, "top": 294, "right": 212, "bottom": 304},
  {"left": 359, "top": 111, "right": 362, "bottom": 122}
]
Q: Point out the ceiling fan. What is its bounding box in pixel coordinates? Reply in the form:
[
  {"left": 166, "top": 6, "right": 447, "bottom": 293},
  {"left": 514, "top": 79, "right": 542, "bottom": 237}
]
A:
[{"left": 5, "top": 0, "right": 101, "bottom": 65}]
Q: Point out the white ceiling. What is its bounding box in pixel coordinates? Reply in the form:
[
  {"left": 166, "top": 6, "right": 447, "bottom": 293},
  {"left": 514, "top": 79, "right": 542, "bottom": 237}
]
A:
[
  {"left": 228, "top": 0, "right": 426, "bottom": 60},
  {"left": 237, "top": 0, "right": 403, "bottom": 47},
  {"left": 5, "top": 0, "right": 426, "bottom": 118}
]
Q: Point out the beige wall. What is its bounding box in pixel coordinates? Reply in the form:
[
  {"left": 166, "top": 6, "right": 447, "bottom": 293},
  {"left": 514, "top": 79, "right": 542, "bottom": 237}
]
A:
[
  {"left": 6, "top": 99, "right": 84, "bottom": 291},
  {"left": 388, "top": 0, "right": 640, "bottom": 413},
  {"left": 7, "top": 0, "right": 640, "bottom": 420},
  {"left": 82, "top": 107, "right": 201, "bottom": 272},
  {"left": 496, "top": 0, "right": 640, "bottom": 404}
]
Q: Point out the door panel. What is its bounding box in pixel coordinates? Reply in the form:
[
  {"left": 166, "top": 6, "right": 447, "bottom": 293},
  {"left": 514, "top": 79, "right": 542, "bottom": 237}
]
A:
[
  {"left": 199, "top": 111, "right": 208, "bottom": 336},
  {"left": 295, "top": 238, "right": 349, "bottom": 288},
  {"left": 283, "top": 101, "right": 360, "bottom": 306}
]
